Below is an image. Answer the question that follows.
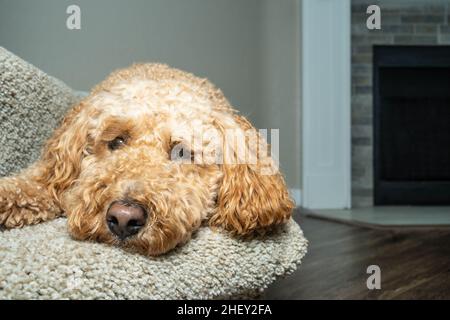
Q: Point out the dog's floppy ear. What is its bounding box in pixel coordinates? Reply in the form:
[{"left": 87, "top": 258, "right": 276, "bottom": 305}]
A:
[
  {"left": 39, "top": 102, "right": 90, "bottom": 201},
  {"left": 209, "top": 114, "right": 294, "bottom": 235}
]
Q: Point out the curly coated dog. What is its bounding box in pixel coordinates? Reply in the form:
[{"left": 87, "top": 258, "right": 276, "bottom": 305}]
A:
[{"left": 0, "top": 64, "right": 293, "bottom": 255}]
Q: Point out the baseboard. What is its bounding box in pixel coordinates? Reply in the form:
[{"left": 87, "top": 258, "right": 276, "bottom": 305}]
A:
[{"left": 289, "top": 189, "right": 302, "bottom": 207}]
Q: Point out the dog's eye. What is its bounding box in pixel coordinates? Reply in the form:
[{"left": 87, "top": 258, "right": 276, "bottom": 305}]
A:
[{"left": 108, "top": 136, "right": 126, "bottom": 150}]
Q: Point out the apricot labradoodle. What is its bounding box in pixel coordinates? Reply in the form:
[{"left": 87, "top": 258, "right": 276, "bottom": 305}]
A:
[{"left": 0, "top": 64, "right": 293, "bottom": 255}]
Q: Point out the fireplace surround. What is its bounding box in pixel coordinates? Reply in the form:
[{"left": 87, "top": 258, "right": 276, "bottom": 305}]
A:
[{"left": 351, "top": 0, "right": 450, "bottom": 207}]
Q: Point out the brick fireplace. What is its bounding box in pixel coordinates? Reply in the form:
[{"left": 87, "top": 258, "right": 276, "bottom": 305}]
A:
[{"left": 351, "top": 0, "right": 450, "bottom": 207}]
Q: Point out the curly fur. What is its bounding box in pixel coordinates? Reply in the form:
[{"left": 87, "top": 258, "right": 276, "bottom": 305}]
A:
[{"left": 0, "top": 64, "right": 294, "bottom": 255}]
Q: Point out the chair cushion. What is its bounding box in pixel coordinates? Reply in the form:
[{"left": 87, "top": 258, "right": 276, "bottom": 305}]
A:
[{"left": 0, "top": 218, "right": 307, "bottom": 299}]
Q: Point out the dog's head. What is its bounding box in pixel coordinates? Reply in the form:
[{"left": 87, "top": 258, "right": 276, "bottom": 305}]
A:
[{"left": 40, "top": 65, "right": 293, "bottom": 255}]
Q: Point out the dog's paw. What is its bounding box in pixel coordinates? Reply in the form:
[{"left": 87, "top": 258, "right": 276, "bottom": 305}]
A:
[
  {"left": 0, "top": 198, "right": 18, "bottom": 229},
  {"left": 0, "top": 183, "right": 62, "bottom": 229},
  {"left": 0, "top": 183, "right": 16, "bottom": 228},
  {"left": 0, "top": 195, "right": 35, "bottom": 229},
  {"left": 0, "top": 206, "right": 43, "bottom": 229},
  {"left": 1, "top": 203, "right": 61, "bottom": 229},
  {"left": 0, "top": 208, "right": 13, "bottom": 229}
]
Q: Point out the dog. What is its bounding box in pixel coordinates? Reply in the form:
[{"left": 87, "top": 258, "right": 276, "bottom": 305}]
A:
[{"left": 0, "top": 64, "right": 293, "bottom": 255}]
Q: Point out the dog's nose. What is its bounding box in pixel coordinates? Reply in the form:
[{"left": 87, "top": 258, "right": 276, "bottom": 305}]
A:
[{"left": 106, "top": 201, "right": 147, "bottom": 240}]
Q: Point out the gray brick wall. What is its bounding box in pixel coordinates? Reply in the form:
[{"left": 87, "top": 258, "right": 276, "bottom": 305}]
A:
[{"left": 351, "top": 0, "right": 450, "bottom": 207}]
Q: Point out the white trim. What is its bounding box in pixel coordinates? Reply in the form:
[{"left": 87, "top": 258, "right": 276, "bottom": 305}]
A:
[
  {"left": 301, "top": 0, "right": 351, "bottom": 209},
  {"left": 289, "top": 188, "right": 302, "bottom": 207}
]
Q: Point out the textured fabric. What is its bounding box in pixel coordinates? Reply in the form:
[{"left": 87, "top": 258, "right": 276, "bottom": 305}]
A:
[
  {"left": 0, "top": 47, "right": 307, "bottom": 299},
  {"left": 0, "top": 218, "right": 307, "bottom": 299},
  {"left": 0, "top": 47, "right": 79, "bottom": 177}
]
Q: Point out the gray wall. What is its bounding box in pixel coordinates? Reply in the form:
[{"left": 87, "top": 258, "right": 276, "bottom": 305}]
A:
[
  {"left": 260, "top": 0, "right": 302, "bottom": 193},
  {"left": 0, "top": 0, "right": 301, "bottom": 191}
]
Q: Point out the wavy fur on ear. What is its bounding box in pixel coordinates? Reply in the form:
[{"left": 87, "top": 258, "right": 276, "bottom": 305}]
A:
[
  {"left": 209, "top": 114, "right": 294, "bottom": 235},
  {"left": 38, "top": 101, "right": 89, "bottom": 202},
  {"left": 0, "top": 101, "right": 87, "bottom": 228}
]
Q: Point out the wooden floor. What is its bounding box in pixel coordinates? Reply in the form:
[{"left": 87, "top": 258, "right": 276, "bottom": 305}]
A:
[{"left": 264, "top": 209, "right": 450, "bottom": 299}]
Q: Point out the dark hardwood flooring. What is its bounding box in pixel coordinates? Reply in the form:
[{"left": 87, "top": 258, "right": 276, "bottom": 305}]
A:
[{"left": 264, "top": 209, "right": 450, "bottom": 299}]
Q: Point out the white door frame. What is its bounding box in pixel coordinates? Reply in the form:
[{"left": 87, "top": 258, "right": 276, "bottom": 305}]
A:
[{"left": 301, "top": 0, "right": 351, "bottom": 209}]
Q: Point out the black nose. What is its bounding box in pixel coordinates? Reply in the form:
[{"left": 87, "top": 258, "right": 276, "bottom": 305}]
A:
[{"left": 106, "top": 201, "right": 147, "bottom": 240}]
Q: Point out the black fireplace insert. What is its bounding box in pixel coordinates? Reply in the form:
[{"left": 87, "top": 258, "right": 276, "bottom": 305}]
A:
[{"left": 374, "top": 45, "right": 450, "bottom": 205}]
